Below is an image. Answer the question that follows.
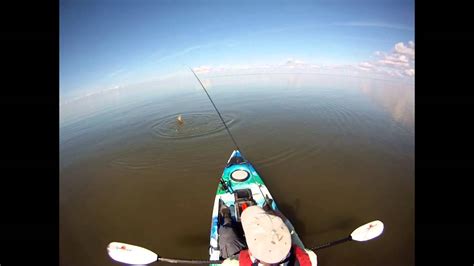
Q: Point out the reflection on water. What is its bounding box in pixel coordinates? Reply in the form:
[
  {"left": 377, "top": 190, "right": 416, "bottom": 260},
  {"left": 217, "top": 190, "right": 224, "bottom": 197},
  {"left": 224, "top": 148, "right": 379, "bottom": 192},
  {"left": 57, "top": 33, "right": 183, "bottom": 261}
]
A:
[
  {"left": 60, "top": 73, "right": 413, "bottom": 266},
  {"left": 358, "top": 79, "right": 414, "bottom": 128}
]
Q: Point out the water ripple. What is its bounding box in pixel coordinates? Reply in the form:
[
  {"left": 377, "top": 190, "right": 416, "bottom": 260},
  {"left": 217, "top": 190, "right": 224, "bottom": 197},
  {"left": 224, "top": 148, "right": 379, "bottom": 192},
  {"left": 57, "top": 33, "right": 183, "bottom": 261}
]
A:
[{"left": 150, "top": 111, "right": 239, "bottom": 140}]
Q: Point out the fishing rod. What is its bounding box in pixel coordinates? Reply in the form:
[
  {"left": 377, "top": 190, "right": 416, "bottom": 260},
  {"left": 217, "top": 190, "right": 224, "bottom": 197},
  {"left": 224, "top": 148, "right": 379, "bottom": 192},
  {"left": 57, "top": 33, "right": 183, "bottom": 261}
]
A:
[
  {"left": 107, "top": 220, "right": 384, "bottom": 265},
  {"left": 190, "top": 68, "right": 277, "bottom": 211},
  {"left": 190, "top": 68, "right": 241, "bottom": 153},
  {"left": 192, "top": 70, "right": 271, "bottom": 207}
]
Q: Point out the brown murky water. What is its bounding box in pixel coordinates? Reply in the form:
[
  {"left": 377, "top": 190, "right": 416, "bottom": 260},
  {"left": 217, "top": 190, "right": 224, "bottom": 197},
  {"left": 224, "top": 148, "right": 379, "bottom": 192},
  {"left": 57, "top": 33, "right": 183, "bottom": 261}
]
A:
[{"left": 60, "top": 73, "right": 414, "bottom": 266}]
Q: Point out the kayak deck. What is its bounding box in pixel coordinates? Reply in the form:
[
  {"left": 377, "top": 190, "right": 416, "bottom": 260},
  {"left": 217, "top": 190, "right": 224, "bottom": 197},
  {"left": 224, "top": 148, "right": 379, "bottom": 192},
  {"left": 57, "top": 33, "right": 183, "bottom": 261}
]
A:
[{"left": 209, "top": 150, "right": 305, "bottom": 261}]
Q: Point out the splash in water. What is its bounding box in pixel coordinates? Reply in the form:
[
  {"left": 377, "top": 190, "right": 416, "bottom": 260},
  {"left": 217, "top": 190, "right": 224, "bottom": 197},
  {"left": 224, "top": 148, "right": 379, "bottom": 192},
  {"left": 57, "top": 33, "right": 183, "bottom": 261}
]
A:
[{"left": 177, "top": 114, "right": 184, "bottom": 125}]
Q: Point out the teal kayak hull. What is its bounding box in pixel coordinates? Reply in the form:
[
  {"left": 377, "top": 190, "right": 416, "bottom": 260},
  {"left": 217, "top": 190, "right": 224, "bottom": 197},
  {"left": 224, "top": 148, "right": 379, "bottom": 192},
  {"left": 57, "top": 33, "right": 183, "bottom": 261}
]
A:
[{"left": 209, "top": 150, "right": 305, "bottom": 261}]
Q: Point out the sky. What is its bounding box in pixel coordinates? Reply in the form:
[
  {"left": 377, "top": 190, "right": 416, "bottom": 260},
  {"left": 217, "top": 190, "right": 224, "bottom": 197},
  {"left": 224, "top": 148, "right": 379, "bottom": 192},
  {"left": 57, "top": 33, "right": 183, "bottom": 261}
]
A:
[{"left": 60, "top": 0, "right": 414, "bottom": 101}]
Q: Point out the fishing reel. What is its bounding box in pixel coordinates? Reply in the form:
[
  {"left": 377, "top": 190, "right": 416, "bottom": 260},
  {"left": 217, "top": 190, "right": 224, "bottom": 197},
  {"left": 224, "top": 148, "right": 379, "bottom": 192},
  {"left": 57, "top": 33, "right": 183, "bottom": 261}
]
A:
[{"left": 219, "top": 178, "right": 231, "bottom": 192}]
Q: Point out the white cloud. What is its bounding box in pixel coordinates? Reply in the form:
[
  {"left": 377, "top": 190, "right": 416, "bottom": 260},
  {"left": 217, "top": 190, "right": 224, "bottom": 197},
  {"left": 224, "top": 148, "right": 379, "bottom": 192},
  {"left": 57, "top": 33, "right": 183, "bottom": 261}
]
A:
[
  {"left": 394, "top": 41, "right": 415, "bottom": 58},
  {"left": 357, "top": 62, "right": 375, "bottom": 72},
  {"left": 189, "top": 41, "right": 415, "bottom": 79},
  {"left": 395, "top": 55, "right": 409, "bottom": 63},
  {"left": 284, "top": 58, "right": 306, "bottom": 68},
  {"left": 359, "top": 62, "right": 374, "bottom": 68},
  {"left": 192, "top": 65, "right": 212, "bottom": 74},
  {"left": 378, "top": 58, "right": 409, "bottom": 67},
  {"left": 370, "top": 41, "right": 415, "bottom": 78}
]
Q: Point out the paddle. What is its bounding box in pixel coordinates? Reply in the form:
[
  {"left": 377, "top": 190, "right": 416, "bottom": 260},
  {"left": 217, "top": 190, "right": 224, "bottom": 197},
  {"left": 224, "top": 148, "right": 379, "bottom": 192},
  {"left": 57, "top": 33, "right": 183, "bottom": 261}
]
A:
[
  {"left": 107, "top": 220, "right": 383, "bottom": 265},
  {"left": 310, "top": 220, "right": 384, "bottom": 251},
  {"left": 107, "top": 242, "right": 223, "bottom": 265}
]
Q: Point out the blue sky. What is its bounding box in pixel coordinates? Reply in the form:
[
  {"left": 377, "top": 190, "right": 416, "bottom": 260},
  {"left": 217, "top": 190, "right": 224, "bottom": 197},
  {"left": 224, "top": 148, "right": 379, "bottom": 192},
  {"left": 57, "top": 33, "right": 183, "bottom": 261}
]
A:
[{"left": 60, "top": 0, "right": 414, "bottom": 99}]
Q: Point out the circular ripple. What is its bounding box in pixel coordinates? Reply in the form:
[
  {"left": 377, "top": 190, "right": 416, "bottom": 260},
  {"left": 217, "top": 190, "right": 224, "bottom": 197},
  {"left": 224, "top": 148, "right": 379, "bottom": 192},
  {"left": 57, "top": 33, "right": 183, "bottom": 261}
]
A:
[
  {"left": 110, "top": 158, "right": 161, "bottom": 170},
  {"left": 150, "top": 111, "right": 239, "bottom": 140},
  {"left": 253, "top": 144, "right": 324, "bottom": 168}
]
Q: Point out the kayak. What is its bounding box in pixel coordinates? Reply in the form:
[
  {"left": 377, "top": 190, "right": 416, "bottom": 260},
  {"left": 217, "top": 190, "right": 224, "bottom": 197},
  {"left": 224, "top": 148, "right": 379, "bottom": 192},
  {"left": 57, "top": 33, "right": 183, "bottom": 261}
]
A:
[
  {"left": 106, "top": 69, "right": 382, "bottom": 266},
  {"left": 106, "top": 148, "right": 378, "bottom": 266},
  {"left": 209, "top": 150, "right": 305, "bottom": 261}
]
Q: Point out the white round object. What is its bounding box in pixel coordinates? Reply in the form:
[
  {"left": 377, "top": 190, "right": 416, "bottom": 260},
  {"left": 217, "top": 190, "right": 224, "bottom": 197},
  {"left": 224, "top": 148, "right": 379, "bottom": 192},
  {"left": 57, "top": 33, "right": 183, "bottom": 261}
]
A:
[
  {"left": 107, "top": 242, "right": 158, "bottom": 265},
  {"left": 351, "top": 220, "right": 384, "bottom": 241},
  {"left": 241, "top": 206, "right": 291, "bottom": 264},
  {"left": 231, "top": 170, "right": 249, "bottom": 181}
]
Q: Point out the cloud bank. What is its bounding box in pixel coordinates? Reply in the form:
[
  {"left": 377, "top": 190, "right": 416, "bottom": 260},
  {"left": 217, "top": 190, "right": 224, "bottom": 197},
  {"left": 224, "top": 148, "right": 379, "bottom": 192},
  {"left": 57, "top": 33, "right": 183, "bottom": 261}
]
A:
[
  {"left": 372, "top": 41, "right": 414, "bottom": 77},
  {"left": 63, "top": 41, "right": 414, "bottom": 105},
  {"left": 193, "top": 41, "right": 415, "bottom": 80}
]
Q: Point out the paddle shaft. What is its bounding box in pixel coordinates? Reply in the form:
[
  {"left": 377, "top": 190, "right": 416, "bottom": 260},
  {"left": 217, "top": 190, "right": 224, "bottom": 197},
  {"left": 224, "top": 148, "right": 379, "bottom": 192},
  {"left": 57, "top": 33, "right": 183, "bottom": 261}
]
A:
[
  {"left": 159, "top": 257, "right": 223, "bottom": 264},
  {"left": 158, "top": 236, "right": 352, "bottom": 264},
  {"left": 157, "top": 238, "right": 353, "bottom": 264},
  {"left": 311, "top": 236, "right": 352, "bottom": 251}
]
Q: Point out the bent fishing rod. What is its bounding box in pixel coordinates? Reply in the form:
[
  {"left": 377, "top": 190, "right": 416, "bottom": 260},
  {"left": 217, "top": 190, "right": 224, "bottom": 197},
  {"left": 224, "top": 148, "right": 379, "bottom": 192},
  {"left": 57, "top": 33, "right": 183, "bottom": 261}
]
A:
[
  {"left": 189, "top": 68, "right": 241, "bottom": 153},
  {"left": 189, "top": 68, "right": 280, "bottom": 208},
  {"left": 191, "top": 68, "right": 278, "bottom": 209}
]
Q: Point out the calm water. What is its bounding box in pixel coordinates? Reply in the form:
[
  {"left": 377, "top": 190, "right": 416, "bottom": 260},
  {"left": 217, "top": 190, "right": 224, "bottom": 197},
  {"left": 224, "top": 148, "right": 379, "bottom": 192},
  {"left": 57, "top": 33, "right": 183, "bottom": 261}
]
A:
[{"left": 60, "top": 73, "right": 414, "bottom": 266}]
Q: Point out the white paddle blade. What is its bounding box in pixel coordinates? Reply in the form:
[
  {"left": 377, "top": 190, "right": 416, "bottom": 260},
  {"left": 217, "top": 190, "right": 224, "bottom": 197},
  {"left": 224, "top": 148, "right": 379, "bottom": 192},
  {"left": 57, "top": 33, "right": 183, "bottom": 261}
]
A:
[
  {"left": 350, "top": 220, "right": 384, "bottom": 242},
  {"left": 107, "top": 242, "right": 158, "bottom": 265}
]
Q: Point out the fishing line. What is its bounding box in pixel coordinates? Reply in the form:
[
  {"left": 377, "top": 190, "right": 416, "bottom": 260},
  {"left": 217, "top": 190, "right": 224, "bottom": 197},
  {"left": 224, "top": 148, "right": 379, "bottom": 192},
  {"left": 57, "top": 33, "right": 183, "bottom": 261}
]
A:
[
  {"left": 190, "top": 67, "right": 242, "bottom": 152},
  {"left": 190, "top": 68, "right": 274, "bottom": 209}
]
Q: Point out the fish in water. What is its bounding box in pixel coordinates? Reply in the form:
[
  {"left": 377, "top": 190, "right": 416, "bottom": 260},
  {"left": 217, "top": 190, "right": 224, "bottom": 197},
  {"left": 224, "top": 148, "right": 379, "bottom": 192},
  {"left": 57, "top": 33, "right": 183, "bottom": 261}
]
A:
[{"left": 177, "top": 114, "right": 184, "bottom": 125}]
